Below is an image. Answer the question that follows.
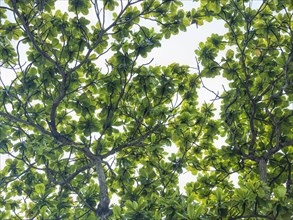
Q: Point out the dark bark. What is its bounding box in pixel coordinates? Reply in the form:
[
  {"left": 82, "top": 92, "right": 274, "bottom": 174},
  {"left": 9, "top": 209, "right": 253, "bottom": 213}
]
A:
[{"left": 259, "top": 158, "right": 267, "bottom": 183}]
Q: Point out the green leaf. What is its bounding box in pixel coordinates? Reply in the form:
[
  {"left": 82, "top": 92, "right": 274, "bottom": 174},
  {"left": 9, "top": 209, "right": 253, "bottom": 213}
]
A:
[
  {"left": 226, "top": 49, "right": 234, "bottom": 59},
  {"left": 68, "top": 0, "right": 90, "bottom": 15},
  {"left": 273, "top": 186, "right": 286, "bottom": 199},
  {"left": 214, "top": 188, "right": 222, "bottom": 201},
  {"left": 182, "top": 17, "right": 190, "bottom": 26},
  {"left": 40, "top": 206, "right": 47, "bottom": 216},
  {"left": 187, "top": 203, "right": 194, "bottom": 219},
  {"left": 194, "top": 205, "right": 205, "bottom": 218},
  {"left": 35, "top": 183, "right": 45, "bottom": 195},
  {"left": 151, "top": 133, "right": 156, "bottom": 142}
]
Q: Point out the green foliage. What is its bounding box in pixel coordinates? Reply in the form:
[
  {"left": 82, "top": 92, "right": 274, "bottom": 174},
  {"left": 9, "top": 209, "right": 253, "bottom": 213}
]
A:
[
  {"left": 191, "top": 0, "right": 293, "bottom": 219},
  {"left": 68, "top": 0, "right": 91, "bottom": 15},
  {"left": 0, "top": 0, "right": 292, "bottom": 219}
]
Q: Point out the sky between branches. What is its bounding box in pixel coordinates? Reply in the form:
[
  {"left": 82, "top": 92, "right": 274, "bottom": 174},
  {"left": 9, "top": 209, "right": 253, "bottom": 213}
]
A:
[{"left": 0, "top": 0, "right": 266, "bottom": 192}]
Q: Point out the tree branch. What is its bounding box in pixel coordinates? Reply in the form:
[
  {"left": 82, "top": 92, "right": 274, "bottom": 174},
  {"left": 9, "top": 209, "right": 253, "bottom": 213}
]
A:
[
  {"left": 95, "top": 156, "right": 112, "bottom": 219},
  {"left": 0, "top": 111, "right": 50, "bottom": 136},
  {"left": 46, "top": 162, "right": 95, "bottom": 186},
  {"left": 10, "top": 0, "right": 66, "bottom": 76}
]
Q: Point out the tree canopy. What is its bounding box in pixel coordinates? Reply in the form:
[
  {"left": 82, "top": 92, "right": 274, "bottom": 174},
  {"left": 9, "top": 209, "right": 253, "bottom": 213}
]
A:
[{"left": 0, "top": 0, "right": 292, "bottom": 219}]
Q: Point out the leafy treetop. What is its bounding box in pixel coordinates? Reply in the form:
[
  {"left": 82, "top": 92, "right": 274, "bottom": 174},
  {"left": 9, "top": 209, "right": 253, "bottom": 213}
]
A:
[{"left": 0, "top": 0, "right": 292, "bottom": 219}]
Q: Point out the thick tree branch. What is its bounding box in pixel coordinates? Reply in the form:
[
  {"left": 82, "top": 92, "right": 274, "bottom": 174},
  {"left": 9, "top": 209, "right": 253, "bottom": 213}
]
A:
[
  {"left": 95, "top": 156, "right": 112, "bottom": 219},
  {"left": 265, "top": 139, "right": 293, "bottom": 159},
  {"left": 49, "top": 73, "right": 68, "bottom": 138},
  {"left": 259, "top": 158, "right": 267, "bottom": 183}
]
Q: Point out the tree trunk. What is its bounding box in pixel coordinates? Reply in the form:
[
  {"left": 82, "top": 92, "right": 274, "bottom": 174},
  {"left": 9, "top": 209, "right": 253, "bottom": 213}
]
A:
[
  {"left": 95, "top": 157, "right": 112, "bottom": 219},
  {"left": 259, "top": 158, "right": 267, "bottom": 183}
]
